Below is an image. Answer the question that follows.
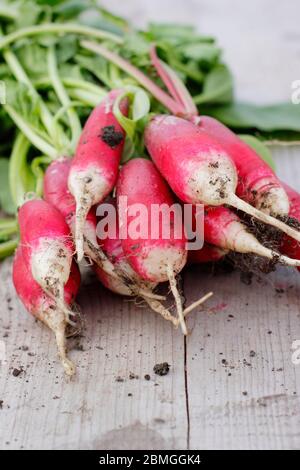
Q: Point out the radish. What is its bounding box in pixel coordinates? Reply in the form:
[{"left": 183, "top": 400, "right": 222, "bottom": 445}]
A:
[
  {"left": 280, "top": 183, "right": 300, "bottom": 271},
  {"left": 95, "top": 205, "right": 180, "bottom": 326},
  {"left": 44, "top": 158, "right": 116, "bottom": 278},
  {"left": 13, "top": 246, "right": 80, "bottom": 376},
  {"left": 194, "top": 115, "right": 290, "bottom": 216},
  {"left": 145, "top": 115, "right": 300, "bottom": 244},
  {"left": 188, "top": 243, "right": 227, "bottom": 265},
  {"left": 96, "top": 200, "right": 212, "bottom": 327},
  {"left": 117, "top": 158, "right": 188, "bottom": 334},
  {"left": 18, "top": 199, "right": 76, "bottom": 322},
  {"left": 202, "top": 205, "right": 300, "bottom": 267},
  {"left": 68, "top": 89, "right": 128, "bottom": 261}
]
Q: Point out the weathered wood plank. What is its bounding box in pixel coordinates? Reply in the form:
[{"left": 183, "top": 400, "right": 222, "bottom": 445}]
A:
[
  {"left": 185, "top": 148, "right": 300, "bottom": 450},
  {"left": 0, "top": 266, "right": 187, "bottom": 450}
]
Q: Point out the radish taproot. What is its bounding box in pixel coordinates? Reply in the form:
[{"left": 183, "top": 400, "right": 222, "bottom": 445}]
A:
[
  {"left": 13, "top": 246, "right": 80, "bottom": 376},
  {"left": 117, "top": 158, "right": 188, "bottom": 334},
  {"left": 18, "top": 199, "right": 76, "bottom": 322},
  {"left": 44, "top": 157, "right": 116, "bottom": 277},
  {"left": 194, "top": 115, "right": 289, "bottom": 216},
  {"left": 145, "top": 115, "right": 300, "bottom": 243},
  {"left": 202, "top": 205, "right": 300, "bottom": 267},
  {"left": 280, "top": 183, "right": 300, "bottom": 271},
  {"left": 68, "top": 89, "right": 128, "bottom": 261}
]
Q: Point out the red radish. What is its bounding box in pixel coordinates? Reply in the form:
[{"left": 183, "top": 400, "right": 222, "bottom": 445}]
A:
[
  {"left": 18, "top": 199, "right": 75, "bottom": 321},
  {"left": 194, "top": 115, "right": 290, "bottom": 216},
  {"left": 280, "top": 183, "right": 300, "bottom": 271},
  {"left": 68, "top": 89, "right": 128, "bottom": 261},
  {"left": 145, "top": 115, "right": 300, "bottom": 244},
  {"left": 188, "top": 243, "right": 227, "bottom": 265},
  {"left": 96, "top": 200, "right": 212, "bottom": 326},
  {"left": 95, "top": 205, "right": 179, "bottom": 326},
  {"left": 13, "top": 246, "right": 80, "bottom": 376},
  {"left": 44, "top": 158, "right": 115, "bottom": 277},
  {"left": 202, "top": 205, "right": 300, "bottom": 267},
  {"left": 117, "top": 158, "right": 188, "bottom": 334}
]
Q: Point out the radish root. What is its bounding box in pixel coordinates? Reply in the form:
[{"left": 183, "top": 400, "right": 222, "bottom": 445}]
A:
[
  {"left": 229, "top": 194, "right": 300, "bottom": 245},
  {"left": 42, "top": 306, "right": 76, "bottom": 376},
  {"left": 167, "top": 265, "right": 188, "bottom": 335}
]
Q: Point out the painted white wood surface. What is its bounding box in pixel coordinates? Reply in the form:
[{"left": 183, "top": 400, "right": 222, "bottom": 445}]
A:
[{"left": 0, "top": 0, "right": 300, "bottom": 450}]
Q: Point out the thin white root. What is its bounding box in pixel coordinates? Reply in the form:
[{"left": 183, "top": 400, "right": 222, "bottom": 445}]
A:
[
  {"left": 167, "top": 265, "right": 187, "bottom": 335},
  {"left": 75, "top": 201, "right": 90, "bottom": 262},
  {"left": 143, "top": 296, "right": 178, "bottom": 326},
  {"left": 277, "top": 254, "right": 300, "bottom": 268},
  {"left": 43, "top": 307, "right": 76, "bottom": 377},
  {"left": 84, "top": 237, "right": 117, "bottom": 278},
  {"left": 229, "top": 194, "right": 300, "bottom": 244},
  {"left": 137, "top": 288, "right": 166, "bottom": 301},
  {"left": 54, "top": 325, "right": 76, "bottom": 376}
]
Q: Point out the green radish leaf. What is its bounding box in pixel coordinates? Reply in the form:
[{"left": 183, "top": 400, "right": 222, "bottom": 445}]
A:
[
  {"left": 178, "top": 43, "right": 221, "bottom": 67},
  {"left": 0, "top": 158, "right": 15, "bottom": 214},
  {"left": 204, "top": 102, "right": 300, "bottom": 132},
  {"left": 56, "top": 35, "right": 78, "bottom": 63},
  {"left": 194, "top": 64, "right": 233, "bottom": 105},
  {"left": 53, "top": 0, "right": 90, "bottom": 20},
  {"left": 132, "top": 88, "right": 151, "bottom": 121},
  {"left": 238, "top": 135, "right": 276, "bottom": 171},
  {"left": 16, "top": 42, "right": 48, "bottom": 79},
  {"left": 96, "top": 6, "right": 129, "bottom": 32},
  {"left": 113, "top": 87, "right": 150, "bottom": 140},
  {"left": 14, "top": 1, "right": 42, "bottom": 28}
]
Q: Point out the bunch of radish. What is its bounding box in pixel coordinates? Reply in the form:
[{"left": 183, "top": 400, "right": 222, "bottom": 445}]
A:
[{"left": 11, "top": 46, "right": 300, "bottom": 377}]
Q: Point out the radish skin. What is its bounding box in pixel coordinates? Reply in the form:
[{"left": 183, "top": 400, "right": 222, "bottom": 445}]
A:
[
  {"left": 194, "top": 115, "right": 290, "bottom": 216},
  {"left": 145, "top": 115, "right": 300, "bottom": 244},
  {"left": 44, "top": 158, "right": 115, "bottom": 277},
  {"left": 68, "top": 90, "right": 128, "bottom": 261},
  {"left": 117, "top": 158, "right": 188, "bottom": 334},
  {"left": 13, "top": 246, "right": 80, "bottom": 376},
  {"left": 18, "top": 199, "right": 75, "bottom": 320},
  {"left": 188, "top": 243, "right": 227, "bottom": 265}
]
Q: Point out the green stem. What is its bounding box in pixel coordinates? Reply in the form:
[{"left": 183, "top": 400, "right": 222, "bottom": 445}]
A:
[
  {"left": 68, "top": 88, "right": 104, "bottom": 107},
  {"left": 0, "top": 23, "right": 123, "bottom": 50},
  {"left": 80, "top": 40, "right": 184, "bottom": 115},
  {"left": 0, "top": 226, "right": 18, "bottom": 238},
  {"left": 3, "top": 47, "right": 56, "bottom": 139},
  {"left": 0, "top": 238, "right": 18, "bottom": 260},
  {"left": 0, "top": 218, "right": 18, "bottom": 231},
  {"left": 0, "top": 7, "right": 17, "bottom": 20},
  {"left": 9, "top": 132, "right": 30, "bottom": 207},
  {"left": 4, "top": 105, "right": 57, "bottom": 158},
  {"left": 31, "top": 156, "right": 52, "bottom": 197},
  {"left": 35, "top": 77, "right": 107, "bottom": 96},
  {"left": 47, "top": 46, "right": 81, "bottom": 152}
]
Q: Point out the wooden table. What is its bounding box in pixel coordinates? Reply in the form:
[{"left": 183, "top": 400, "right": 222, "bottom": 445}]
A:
[{"left": 0, "top": 0, "right": 300, "bottom": 450}]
